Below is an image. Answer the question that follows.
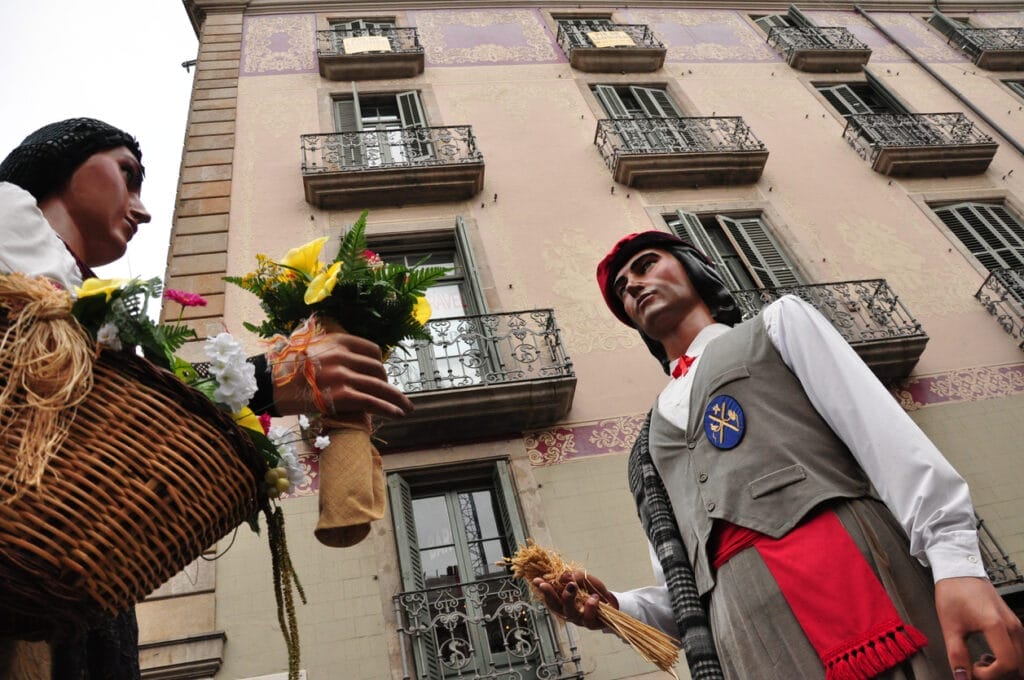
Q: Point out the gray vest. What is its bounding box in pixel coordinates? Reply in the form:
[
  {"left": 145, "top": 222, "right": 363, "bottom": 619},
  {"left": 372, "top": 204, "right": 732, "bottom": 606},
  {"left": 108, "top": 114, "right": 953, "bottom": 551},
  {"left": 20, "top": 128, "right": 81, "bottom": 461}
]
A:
[{"left": 648, "top": 313, "right": 871, "bottom": 596}]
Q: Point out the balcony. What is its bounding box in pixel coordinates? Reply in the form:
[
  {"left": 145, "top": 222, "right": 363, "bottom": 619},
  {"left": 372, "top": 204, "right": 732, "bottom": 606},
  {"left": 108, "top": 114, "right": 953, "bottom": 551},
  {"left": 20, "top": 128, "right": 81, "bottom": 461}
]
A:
[
  {"left": 842, "top": 113, "right": 998, "bottom": 177},
  {"left": 316, "top": 28, "right": 424, "bottom": 80},
  {"left": 377, "top": 310, "right": 576, "bottom": 451},
  {"left": 953, "top": 28, "right": 1024, "bottom": 70},
  {"left": 767, "top": 26, "right": 871, "bottom": 72},
  {"left": 301, "top": 127, "right": 484, "bottom": 209},
  {"left": 978, "top": 515, "right": 1024, "bottom": 620},
  {"left": 595, "top": 117, "right": 768, "bottom": 189},
  {"left": 975, "top": 266, "right": 1024, "bottom": 349},
  {"left": 732, "top": 279, "right": 928, "bottom": 381},
  {"left": 394, "top": 575, "right": 584, "bottom": 680},
  {"left": 556, "top": 23, "right": 665, "bottom": 72}
]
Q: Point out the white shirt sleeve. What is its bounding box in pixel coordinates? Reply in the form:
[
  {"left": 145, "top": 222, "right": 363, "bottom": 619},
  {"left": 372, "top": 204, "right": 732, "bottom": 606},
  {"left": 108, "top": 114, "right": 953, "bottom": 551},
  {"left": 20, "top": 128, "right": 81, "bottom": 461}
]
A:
[
  {"left": 0, "top": 182, "right": 81, "bottom": 290},
  {"left": 763, "top": 295, "right": 986, "bottom": 582},
  {"left": 612, "top": 542, "right": 680, "bottom": 638}
]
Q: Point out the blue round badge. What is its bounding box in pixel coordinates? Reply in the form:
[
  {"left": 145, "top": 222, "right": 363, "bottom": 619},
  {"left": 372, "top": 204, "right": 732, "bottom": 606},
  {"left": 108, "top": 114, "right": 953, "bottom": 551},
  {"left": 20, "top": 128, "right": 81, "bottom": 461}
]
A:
[{"left": 703, "top": 395, "right": 745, "bottom": 450}]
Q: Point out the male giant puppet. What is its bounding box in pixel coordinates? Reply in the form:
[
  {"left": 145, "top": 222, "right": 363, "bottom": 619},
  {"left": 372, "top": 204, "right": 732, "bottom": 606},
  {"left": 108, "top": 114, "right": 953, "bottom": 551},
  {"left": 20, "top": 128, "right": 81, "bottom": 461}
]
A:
[{"left": 535, "top": 231, "right": 1023, "bottom": 680}]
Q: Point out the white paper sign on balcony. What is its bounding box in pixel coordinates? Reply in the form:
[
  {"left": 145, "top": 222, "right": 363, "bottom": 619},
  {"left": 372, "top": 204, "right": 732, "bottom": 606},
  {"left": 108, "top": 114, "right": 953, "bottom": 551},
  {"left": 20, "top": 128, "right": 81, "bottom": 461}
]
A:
[
  {"left": 587, "top": 31, "right": 635, "bottom": 48},
  {"left": 343, "top": 36, "right": 393, "bottom": 54}
]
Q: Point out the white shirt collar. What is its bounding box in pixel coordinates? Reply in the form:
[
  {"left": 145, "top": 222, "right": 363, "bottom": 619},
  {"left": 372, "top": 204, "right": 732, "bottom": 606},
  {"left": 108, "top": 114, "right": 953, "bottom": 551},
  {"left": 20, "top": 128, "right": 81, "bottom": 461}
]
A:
[{"left": 666, "top": 323, "right": 731, "bottom": 375}]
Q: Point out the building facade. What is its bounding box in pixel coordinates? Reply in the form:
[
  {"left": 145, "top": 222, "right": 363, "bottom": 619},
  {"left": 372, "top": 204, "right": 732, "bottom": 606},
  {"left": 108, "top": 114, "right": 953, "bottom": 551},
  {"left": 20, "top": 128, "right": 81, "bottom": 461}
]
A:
[{"left": 141, "top": 1, "right": 1024, "bottom": 677}]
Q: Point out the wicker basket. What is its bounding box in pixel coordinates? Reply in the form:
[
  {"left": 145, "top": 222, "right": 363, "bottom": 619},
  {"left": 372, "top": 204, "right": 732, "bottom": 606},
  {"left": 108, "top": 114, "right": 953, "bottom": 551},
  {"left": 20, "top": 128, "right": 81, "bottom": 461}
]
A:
[{"left": 0, "top": 306, "right": 267, "bottom": 640}]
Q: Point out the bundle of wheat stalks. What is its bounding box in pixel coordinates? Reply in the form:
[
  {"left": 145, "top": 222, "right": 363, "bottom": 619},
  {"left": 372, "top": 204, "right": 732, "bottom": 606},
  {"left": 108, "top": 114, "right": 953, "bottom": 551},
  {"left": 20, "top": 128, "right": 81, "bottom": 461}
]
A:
[{"left": 501, "top": 540, "right": 680, "bottom": 677}]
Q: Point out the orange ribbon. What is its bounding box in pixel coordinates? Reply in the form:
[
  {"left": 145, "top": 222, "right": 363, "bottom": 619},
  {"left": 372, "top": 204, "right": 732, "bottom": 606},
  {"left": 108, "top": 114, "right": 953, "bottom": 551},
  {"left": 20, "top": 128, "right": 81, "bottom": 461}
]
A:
[{"left": 266, "top": 315, "right": 331, "bottom": 413}]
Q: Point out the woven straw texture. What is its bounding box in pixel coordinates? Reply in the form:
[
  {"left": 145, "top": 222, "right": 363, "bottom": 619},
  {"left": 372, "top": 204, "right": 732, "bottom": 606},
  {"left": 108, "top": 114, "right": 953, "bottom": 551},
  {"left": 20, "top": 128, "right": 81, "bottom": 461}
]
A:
[{"left": 0, "top": 307, "right": 266, "bottom": 641}]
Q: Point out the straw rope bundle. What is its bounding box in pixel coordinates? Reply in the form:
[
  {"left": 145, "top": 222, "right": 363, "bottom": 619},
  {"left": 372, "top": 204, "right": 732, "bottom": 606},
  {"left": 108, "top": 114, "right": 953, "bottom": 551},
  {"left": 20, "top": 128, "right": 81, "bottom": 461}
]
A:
[
  {"left": 0, "top": 273, "right": 266, "bottom": 640},
  {"left": 502, "top": 540, "right": 680, "bottom": 677}
]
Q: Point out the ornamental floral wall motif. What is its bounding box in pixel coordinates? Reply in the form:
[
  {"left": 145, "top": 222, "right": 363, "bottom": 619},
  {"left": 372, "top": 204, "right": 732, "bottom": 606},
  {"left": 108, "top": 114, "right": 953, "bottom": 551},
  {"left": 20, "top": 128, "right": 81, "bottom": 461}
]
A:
[
  {"left": 525, "top": 415, "right": 646, "bottom": 467},
  {"left": 241, "top": 14, "right": 317, "bottom": 75},
  {"left": 409, "top": 9, "right": 562, "bottom": 66},
  {"left": 619, "top": 9, "right": 779, "bottom": 63},
  {"left": 804, "top": 11, "right": 909, "bottom": 62},
  {"left": 895, "top": 364, "right": 1024, "bottom": 410}
]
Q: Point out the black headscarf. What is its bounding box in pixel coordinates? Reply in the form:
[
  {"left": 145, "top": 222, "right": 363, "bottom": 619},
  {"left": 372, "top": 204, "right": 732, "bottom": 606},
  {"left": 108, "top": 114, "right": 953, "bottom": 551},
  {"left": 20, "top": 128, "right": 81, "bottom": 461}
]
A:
[{"left": 0, "top": 118, "right": 143, "bottom": 201}]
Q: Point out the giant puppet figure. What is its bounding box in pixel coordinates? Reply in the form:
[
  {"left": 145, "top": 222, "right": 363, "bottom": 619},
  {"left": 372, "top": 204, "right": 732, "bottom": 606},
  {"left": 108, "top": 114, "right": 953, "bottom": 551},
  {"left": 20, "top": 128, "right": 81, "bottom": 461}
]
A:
[{"left": 535, "top": 230, "right": 1023, "bottom": 680}]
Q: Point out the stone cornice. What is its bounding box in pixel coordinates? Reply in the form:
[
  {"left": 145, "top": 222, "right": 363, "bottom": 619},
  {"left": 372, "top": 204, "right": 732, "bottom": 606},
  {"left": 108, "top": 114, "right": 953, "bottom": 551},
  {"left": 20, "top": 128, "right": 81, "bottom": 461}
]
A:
[{"left": 183, "top": 0, "right": 1024, "bottom": 33}]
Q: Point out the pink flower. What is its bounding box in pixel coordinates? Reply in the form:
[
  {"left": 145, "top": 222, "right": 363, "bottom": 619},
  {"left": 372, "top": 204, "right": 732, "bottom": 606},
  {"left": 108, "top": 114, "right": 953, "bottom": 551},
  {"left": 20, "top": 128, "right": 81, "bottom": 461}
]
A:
[
  {"left": 164, "top": 288, "right": 208, "bottom": 307},
  {"left": 363, "top": 249, "right": 384, "bottom": 271},
  {"left": 258, "top": 412, "right": 272, "bottom": 435}
]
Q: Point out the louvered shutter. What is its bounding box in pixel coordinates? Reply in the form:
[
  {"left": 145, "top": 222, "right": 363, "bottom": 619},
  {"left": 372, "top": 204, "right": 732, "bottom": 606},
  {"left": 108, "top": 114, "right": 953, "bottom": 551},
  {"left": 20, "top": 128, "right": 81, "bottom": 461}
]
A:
[
  {"left": 863, "top": 70, "right": 907, "bottom": 114},
  {"left": 669, "top": 211, "right": 745, "bottom": 290},
  {"left": 387, "top": 474, "right": 441, "bottom": 680},
  {"left": 630, "top": 86, "right": 681, "bottom": 117},
  {"left": 817, "top": 84, "right": 873, "bottom": 116},
  {"left": 936, "top": 203, "right": 1024, "bottom": 270},
  {"left": 455, "top": 216, "right": 486, "bottom": 314},
  {"left": 1007, "top": 81, "right": 1024, "bottom": 99},
  {"left": 716, "top": 215, "right": 802, "bottom": 288},
  {"left": 594, "top": 85, "right": 648, "bottom": 151},
  {"left": 333, "top": 87, "right": 364, "bottom": 167},
  {"left": 756, "top": 14, "right": 793, "bottom": 32},
  {"left": 786, "top": 5, "right": 815, "bottom": 27},
  {"left": 928, "top": 10, "right": 968, "bottom": 41},
  {"left": 593, "top": 85, "right": 631, "bottom": 119},
  {"left": 397, "top": 90, "right": 432, "bottom": 161}
]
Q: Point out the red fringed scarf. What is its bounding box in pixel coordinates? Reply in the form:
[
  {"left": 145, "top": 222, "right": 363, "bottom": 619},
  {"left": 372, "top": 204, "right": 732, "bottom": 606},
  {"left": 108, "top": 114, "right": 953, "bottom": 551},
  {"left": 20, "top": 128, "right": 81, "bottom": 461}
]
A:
[{"left": 712, "top": 510, "right": 928, "bottom": 680}]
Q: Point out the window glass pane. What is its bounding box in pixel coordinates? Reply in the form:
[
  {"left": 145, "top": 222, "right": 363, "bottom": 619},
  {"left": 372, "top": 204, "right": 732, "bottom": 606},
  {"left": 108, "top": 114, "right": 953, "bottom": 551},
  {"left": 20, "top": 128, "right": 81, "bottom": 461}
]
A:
[
  {"left": 426, "top": 282, "right": 468, "bottom": 319},
  {"left": 458, "top": 491, "right": 500, "bottom": 541},
  {"left": 420, "top": 546, "right": 460, "bottom": 587},
  {"left": 413, "top": 495, "right": 454, "bottom": 548},
  {"left": 467, "top": 539, "right": 509, "bottom": 578}
]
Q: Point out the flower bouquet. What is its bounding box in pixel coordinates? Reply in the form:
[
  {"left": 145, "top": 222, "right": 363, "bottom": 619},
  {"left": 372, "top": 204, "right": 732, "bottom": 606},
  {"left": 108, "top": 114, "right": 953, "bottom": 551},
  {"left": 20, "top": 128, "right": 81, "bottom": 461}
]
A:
[{"left": 226, "top": 211, "right": 448, "bottom": 547}]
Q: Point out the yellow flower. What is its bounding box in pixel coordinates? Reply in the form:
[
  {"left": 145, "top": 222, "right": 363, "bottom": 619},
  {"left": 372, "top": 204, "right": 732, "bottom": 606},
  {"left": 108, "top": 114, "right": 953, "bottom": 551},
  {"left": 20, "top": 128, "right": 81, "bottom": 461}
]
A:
[
  {"left": 304, "top": 261, "right": 342, "bottom": 305},
  {"left": 278, "top": 237, "right": 329, "bottom": 279},
  {"left": 234, "top": 407, "right": 264, "bottom": 434},
  {"left": 75, "top": 278, "right": 128, "bottom": 301},
  {"left": 412, "top": 296, "right": 432, "bottom": 326}
]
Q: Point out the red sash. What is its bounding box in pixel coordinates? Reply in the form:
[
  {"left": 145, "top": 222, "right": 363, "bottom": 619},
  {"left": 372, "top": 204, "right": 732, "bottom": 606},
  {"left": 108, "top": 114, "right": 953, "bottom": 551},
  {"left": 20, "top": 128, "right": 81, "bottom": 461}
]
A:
[{"left": 711, "top": 511, "right": 927, "bottom": 680}]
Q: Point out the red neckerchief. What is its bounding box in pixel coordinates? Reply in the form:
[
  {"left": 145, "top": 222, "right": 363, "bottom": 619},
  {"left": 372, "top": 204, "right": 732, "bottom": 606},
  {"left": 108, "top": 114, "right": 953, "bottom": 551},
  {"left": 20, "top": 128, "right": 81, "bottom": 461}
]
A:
[
  {"left": 711, "top": 512, "right": 927, "bottom": 679},
  {"left": 672, "top": 354, "right": 697, "bottom": 379}
]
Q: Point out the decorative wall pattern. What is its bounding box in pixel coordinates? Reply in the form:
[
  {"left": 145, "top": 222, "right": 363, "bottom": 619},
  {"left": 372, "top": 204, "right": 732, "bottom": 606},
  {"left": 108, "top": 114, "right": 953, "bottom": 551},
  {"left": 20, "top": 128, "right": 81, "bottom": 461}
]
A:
[
  {"left": 410, "top": 9, "right": 563, "bottom": 66},
  {"left": 525, "top": 415, "right": 646, "bottom": 467},
  {"left": 870, "top": 13, "right": 967, "bottom": 63},
  {"left": 895, "top": 363, "right": 1024, "bottom": 410},
  {"left": 620, "top": 9, "right": 779, "bottom": 63},
  {"left": 542, "top": 227, "right": 641, "bottom": 355},
  {"left": 241, "top": 14, "right": 317, "bottom": 75},
  {"left": 805, "top": 11, "right": 909, "bottom": 62},
  {"left": 980, "top": 13, "right": 1024, "bottom": 27}
]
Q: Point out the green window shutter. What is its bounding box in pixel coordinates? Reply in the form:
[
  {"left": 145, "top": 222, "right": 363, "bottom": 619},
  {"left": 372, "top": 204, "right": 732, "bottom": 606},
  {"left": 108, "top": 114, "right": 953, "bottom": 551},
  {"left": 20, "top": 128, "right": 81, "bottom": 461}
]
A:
[
  {"left": 593, "top": 85, "right": 631, "bottom": 119},
  {"left": 928, "top": 10, "right": 967, "bottom": 40},
  {"left": 938, "top": 203, "right": 1024, "bottom": 270},
  {"left": 669, "top": 211, "right": 744, "bottom": 290},
  {"left": 716, "top": 215, "right": 802, "bottom": 288},
  {"left": 786, "top": 5, "right": 815, "bottom": 27},
  {"left": 817, "top": 84, "right": 873, "bottom": 116},
  {"left": 629, "top": 86, "right": 681, "bottom": 118},
  {"left": 756, "top": 14, "right": 793, "bottom": 32},
  {"left": 455, "top": 216, "right": 486, "bottom": 314},
  {"left": 863, "top": 70, "right": 906, "bottom": 114},
  {"left": 1006, "top": 81, "right": 1024, "bottom": 99},
  {"left": 491, "top": 461, "right": 527, "bottom": 547},
  {"left": 387, "top": 473, "right": 424, "bottom": 592},
  {"left": 397, "top": 91, "right": 427, "bottom": 128}
]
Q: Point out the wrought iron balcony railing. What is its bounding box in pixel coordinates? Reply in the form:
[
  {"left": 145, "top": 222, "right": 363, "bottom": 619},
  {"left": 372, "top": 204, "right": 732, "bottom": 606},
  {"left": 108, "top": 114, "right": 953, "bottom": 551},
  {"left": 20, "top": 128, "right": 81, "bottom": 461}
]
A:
[
  {"left": 394, "top": 575, "right": 584, "bottom": 680},
  {"left": 595, "top": 116, "right": 766, "bottom": 166},
  {"left": 978, "top": 515, "right": 1024, "bottom": 587},
  {"left": 385, "top": 309, "right": 574, "bottom": 394},
  {"left": 842, "top": 112, "right": 995, "bottom": 164},
  {"left": 767, "top": 26, "right": 869, "bottom": 58},
  {"left": 733, "top": 279, "right": 926, "bottom": 347},
  {"left": 316, "top": 27, "right": 423, "bottom": 56},
  {"left": 975, "top": 266, "right": 1024, "bottom": 349},
  {"left": 555, "top": 23, "right": 662, "bottom": 53},
  {"left": 954, "top": 27, "right": 1024, "bottom": 58},
  {"left": 301, "top": 127, "right": 482, "bottom": 175}
]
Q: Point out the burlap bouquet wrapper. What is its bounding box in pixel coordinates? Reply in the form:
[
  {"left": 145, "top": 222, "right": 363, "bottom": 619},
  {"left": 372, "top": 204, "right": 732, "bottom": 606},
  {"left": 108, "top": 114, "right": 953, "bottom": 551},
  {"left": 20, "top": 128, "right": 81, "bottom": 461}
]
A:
[{"left": 313, "top": 411, "right": 385, "bottom": 547}]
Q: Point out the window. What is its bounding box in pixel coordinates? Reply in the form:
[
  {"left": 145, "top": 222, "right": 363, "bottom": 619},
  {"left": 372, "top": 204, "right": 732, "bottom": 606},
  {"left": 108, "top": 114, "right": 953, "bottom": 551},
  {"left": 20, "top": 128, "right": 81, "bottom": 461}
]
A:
[
  {"left": 370, "top": 220, "right": 489, "bottom": 391},
  {"left": 932, "top": 202, "right": 1024, "bottom": 272},
  {"left": 593, "top": 85, "right": 709, "bottom": 150},
  {"left": 752, "top": 6, "right": 813, "bottom": 33},
  {"left": 815, "top": 80, "right": 905, "bottom": 117},
  {"left": 389, "top": 461, "right": 562, "bottom": 679},
  {"left": 327, "top": 18, "right": 398, "bottom": 54},
  {"left": 333, "top": 88, "right": 430, "bottom": 167},
  {"left": 1005, "top": 80, "right": 1024, "bottom": 100},
  {"left": 556, "top": 16, "right": 615, "bottom": 46},
  {"left": 665, "top": 210, "right": 802, "bottom": 290}
]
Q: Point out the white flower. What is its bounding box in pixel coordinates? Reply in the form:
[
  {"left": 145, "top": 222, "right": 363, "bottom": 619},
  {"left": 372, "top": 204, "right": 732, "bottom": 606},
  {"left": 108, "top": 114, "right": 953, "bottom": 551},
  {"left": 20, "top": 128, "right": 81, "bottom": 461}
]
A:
[
  {"left": 314, "top": 435, "right": 331, "bottom": 450},
  {"left": 96, "top": 322, "right": 122, "bottom": 351},
  {"left": 268, "top": 425, "right": 296, "bottom": 458},
  {"left": 211, "top": 359, "right": 257, "bottom": 414},
  {"left": 298, "top": 414, "right": 310, "bottom": 430},
  {"left": 277, "top": 451, "right": 305, "bottom": 488},
  {"left": 204, "top": 332, "right": 244, "bottom": 365}
]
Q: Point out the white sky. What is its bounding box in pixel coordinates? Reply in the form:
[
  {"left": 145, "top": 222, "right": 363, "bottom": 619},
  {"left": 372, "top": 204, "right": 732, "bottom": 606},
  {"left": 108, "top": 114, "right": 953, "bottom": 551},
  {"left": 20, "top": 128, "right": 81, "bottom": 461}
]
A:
[{"left": 0, "top": 1, "right": 200, "bottom": 283}]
